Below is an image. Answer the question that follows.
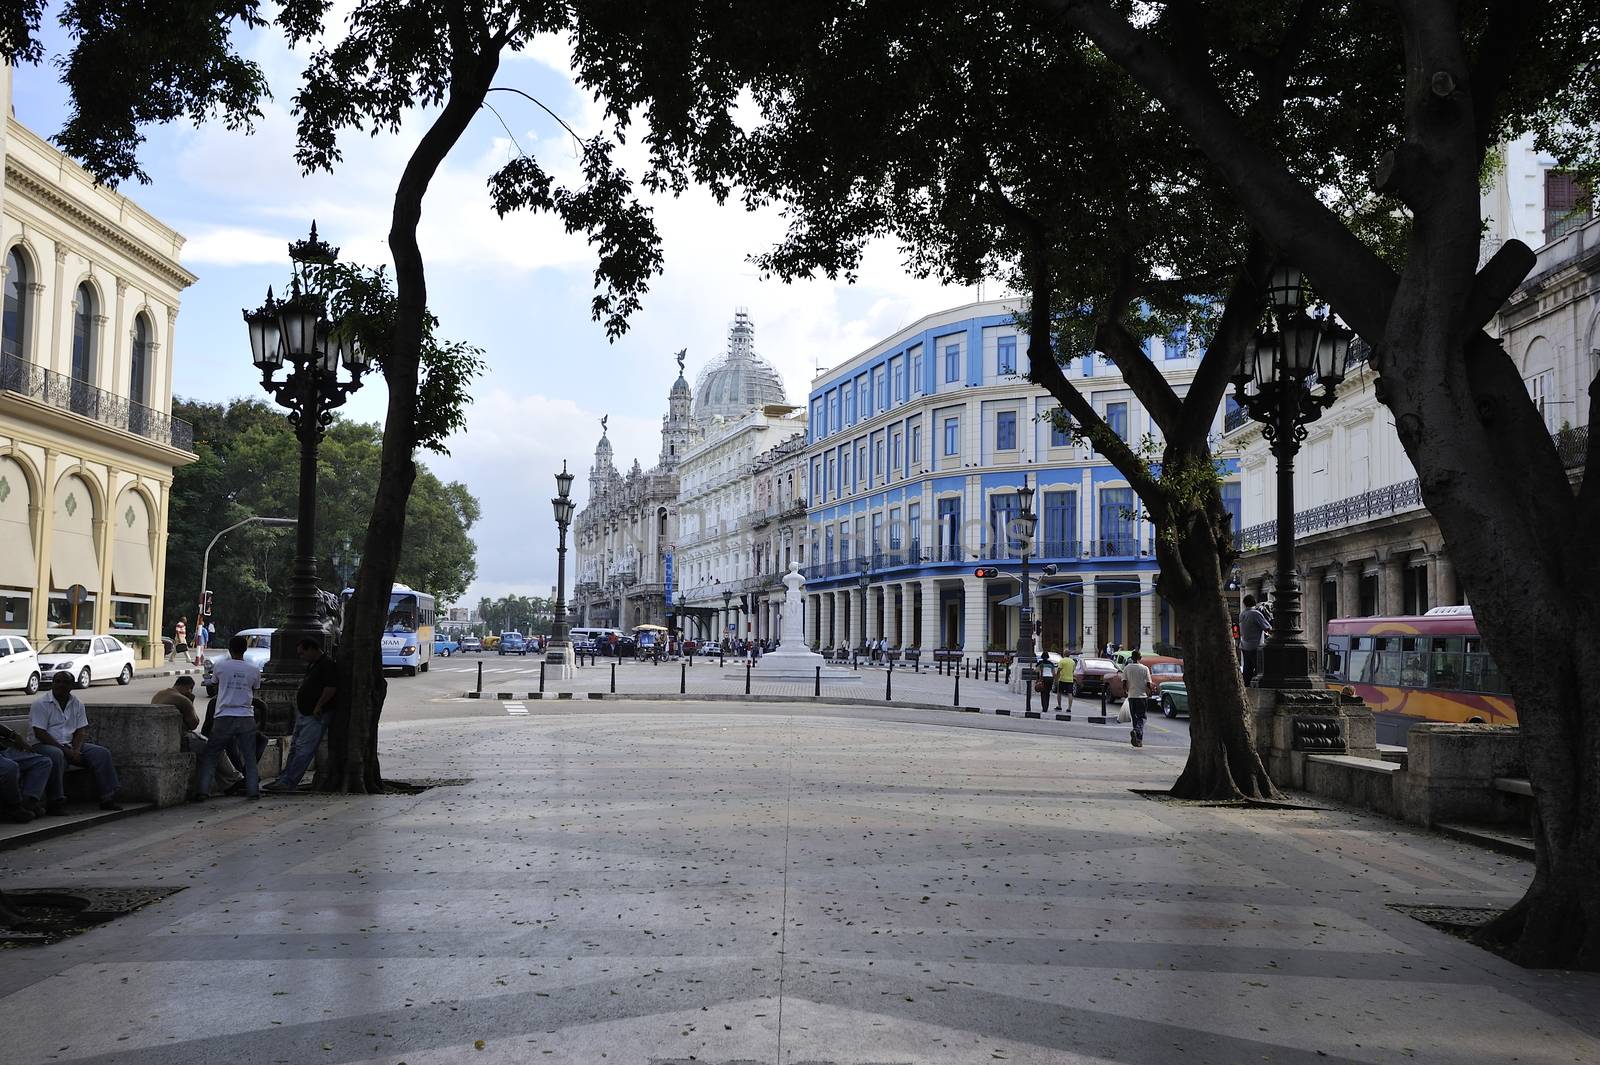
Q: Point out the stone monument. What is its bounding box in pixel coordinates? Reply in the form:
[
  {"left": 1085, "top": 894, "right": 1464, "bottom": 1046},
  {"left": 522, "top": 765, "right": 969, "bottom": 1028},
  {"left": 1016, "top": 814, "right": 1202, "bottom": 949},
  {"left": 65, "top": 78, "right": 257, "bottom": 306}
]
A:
[{"left": 752, "top": 566, "right": 857, "bottom": 681}]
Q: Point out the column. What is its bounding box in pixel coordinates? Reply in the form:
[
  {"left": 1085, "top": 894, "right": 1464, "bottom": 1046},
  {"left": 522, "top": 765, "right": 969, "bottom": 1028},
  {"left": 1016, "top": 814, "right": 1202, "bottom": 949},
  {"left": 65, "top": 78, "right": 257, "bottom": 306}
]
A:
[
  {"left": 1079, "top": 580, "right": 1097, "bottom": 654},
  {"left": 899, "top": 585, "right": 915, "bottom": 649},
  {"left": 94, "top": 471, "right": 114, "bottom": 634},
  {"left": 920, "top": 578, "right": 941, "bottom": 650},
  {"left": 805, "top": 593, "right": 818, "bottom": 647},
  {"left": 30, "top": 449, "right": 58, "bottom": 648},
  {"left": 1435, "top": 552, "right": 1458, "bottom": 606},
  {"left": 865, "top": 586, "right": 881, "bottom": 644},
  {"left": 1138, "top": 572, "right": 1158, "bottom": 653},
  {"left": 961, "top": 574, "right": 987, "bottom": 657},
  {"left": 1339, "top": 561, "right": 1362, "bottom": 618},
  {"left": 882, "top": 584, "right": 899, "bottom": 648},
  {"left": 1302, "top": 568, "right": 1323, "bottom": 652},
  {"left": 1380, "top": 554, "right": 1406, "bottom": 616}
]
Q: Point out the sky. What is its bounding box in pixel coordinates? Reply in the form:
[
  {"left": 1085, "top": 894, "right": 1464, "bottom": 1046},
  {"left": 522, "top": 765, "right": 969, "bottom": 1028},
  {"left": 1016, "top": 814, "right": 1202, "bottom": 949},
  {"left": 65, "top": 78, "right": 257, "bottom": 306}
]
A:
[{"left": 9, "top": 17, "right": 973, "bottom": 604}]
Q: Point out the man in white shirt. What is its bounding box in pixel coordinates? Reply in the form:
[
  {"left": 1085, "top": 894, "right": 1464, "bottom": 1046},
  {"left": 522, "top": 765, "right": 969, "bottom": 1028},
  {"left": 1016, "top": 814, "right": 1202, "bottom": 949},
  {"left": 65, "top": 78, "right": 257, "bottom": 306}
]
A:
[
  {"left": 198, "top": 634, "right": 262, "bottom": 800},
  {"left": 1122, "top": 650, "right": 1153, "bottom": 749},
  {"left": 30, "top": 670, "right": 121, "bottom": 810}
]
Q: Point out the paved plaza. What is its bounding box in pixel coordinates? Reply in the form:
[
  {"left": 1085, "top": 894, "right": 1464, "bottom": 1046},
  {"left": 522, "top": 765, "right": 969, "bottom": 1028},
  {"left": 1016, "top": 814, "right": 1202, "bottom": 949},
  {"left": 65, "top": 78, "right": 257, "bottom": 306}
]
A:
[{"left": 3, "top": 701, "right": 1595, "bottom": 1065}]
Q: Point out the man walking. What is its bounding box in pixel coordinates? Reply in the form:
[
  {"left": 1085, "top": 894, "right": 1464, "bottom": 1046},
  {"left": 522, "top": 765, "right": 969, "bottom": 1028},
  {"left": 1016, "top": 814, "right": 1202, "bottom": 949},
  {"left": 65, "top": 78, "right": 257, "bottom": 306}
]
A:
[
  {"left": 264, "top": 638, "right": 338, "bottom": 794},
  {"left": 1122, "top": 650, "right": 1153, "bottom": 748},
  {"left": 1239, "top": 594, "right": 1272, "bottom": 687},
  {"left": 30, "top": 671, "right": 121, "bottom": 810},
  {"left": 1055, "top": 653, "right": 1076, "bottom": 712},
  {"left": 198, "top": 635, "right": 260, "bottom": 800}
]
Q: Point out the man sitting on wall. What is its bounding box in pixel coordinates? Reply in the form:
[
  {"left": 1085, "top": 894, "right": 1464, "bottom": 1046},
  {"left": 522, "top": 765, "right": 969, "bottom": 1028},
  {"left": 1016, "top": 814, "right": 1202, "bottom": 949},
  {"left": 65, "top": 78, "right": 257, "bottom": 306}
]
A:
[
  {"left": 151, "top": 676, "right": 242, "bottom": 796},
  {"left": 30, "top": 671, "right": 121, "bottom": 811}
]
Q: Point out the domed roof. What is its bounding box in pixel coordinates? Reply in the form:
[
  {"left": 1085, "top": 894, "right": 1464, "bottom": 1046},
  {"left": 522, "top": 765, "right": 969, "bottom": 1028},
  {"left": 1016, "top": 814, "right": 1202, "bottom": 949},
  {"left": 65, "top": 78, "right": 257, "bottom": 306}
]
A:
[{"left": 693, "top": 310, "right": 787, "bottom": 424}]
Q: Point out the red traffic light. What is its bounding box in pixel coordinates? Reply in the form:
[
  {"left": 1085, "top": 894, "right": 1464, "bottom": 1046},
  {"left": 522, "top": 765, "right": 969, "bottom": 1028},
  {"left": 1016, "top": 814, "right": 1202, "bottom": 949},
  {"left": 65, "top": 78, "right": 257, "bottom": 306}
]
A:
[{"left": 974, "top": 567, "right": 1000, "bottom": 579}]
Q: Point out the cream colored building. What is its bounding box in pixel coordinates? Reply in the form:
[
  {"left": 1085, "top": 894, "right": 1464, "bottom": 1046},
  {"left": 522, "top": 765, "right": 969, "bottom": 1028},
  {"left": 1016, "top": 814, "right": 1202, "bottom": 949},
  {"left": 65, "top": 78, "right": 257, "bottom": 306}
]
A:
[{"left": 0, "top": 68, "right": 197, "bottom": 666}]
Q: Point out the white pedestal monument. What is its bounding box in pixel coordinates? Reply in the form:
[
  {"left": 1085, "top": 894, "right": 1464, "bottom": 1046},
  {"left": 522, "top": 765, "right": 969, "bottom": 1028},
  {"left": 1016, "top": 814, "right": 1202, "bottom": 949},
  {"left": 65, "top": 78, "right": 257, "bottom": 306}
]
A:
[{"left": 753, "top": 567, "right": 858, "bottom": 681}]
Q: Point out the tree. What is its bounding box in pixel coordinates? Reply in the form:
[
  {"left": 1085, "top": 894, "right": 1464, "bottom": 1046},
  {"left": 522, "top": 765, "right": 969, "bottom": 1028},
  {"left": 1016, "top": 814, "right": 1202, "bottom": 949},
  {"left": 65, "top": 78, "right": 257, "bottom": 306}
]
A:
[
  {"left": 7, "top": 1, "right": 664, "bottom": 794},
  {"left": 162, "top": 398, "right": 481, "bottom": 639},
  {"left": 1039, "top": 0, "right": 1600, "bottom": 969},
  {"left": 568, "top": 1, "right": 1402, "bottom": 799}
]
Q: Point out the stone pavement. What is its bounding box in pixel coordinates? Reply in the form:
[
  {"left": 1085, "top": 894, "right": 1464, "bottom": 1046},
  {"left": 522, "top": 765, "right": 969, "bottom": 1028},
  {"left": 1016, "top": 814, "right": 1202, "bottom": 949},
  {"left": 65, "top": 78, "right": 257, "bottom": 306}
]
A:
[{"left": 2, "top": 701, "right": 1595, "bottom": 1065}]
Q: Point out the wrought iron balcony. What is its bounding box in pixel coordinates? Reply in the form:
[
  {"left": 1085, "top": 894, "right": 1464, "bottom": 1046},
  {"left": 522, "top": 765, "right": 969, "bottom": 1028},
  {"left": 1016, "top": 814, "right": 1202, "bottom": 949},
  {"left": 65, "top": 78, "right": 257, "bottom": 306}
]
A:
[{"left": 1, "top": 353, "right": 194, "bottom": 452}]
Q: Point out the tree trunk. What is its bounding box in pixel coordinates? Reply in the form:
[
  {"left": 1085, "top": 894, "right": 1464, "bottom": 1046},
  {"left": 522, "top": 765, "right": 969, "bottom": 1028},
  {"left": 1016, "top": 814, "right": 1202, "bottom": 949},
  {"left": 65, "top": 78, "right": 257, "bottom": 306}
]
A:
[
  {"left": 1161, "top": 508, "right": 1279, "bottom": 801},
  {"left": 317, "top": 43, "right": 501, "bottom": 793}
]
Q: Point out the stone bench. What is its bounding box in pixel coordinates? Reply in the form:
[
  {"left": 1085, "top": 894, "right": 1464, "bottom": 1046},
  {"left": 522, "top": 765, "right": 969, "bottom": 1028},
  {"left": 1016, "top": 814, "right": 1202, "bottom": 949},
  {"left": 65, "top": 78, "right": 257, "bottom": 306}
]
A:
[
  {"left": 2, "top": 704, "right": 193, "bottom": 807},
  {"left": 1492, "top": 776, "right": 1533, "bottom": 797},
  {"left": 1304, "top": 754, "right": 1405, "bottom": 819}
]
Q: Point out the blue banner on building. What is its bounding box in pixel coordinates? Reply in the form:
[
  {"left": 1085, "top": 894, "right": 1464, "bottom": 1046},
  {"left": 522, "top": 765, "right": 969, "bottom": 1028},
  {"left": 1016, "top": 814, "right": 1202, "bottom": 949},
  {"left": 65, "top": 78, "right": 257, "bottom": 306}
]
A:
[{"left": 663, "top": 553, "right": 674, "bottom": 605}]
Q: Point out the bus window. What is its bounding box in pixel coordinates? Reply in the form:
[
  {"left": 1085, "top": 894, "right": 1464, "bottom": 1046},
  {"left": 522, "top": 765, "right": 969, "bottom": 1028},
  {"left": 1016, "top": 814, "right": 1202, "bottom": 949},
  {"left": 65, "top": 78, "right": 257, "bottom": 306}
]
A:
[
  {"left": 1348, "top": 646, "right": 1373, "bottom": 684},
  {"left": 1464, "top": 652, "right": 1508, "bottom": 695},
  {"left": 1428, "top": 652, "right": 1462, "bottom": 690},
  {"left": 1373, "top": 650, "right": 1403, "bottom": 686},
  {"left": 1399, "top": 653, "right": 1428, "bottom": 688},
  {"left": 1324, "top": 647, "right": 1345, "bottom": 679}
]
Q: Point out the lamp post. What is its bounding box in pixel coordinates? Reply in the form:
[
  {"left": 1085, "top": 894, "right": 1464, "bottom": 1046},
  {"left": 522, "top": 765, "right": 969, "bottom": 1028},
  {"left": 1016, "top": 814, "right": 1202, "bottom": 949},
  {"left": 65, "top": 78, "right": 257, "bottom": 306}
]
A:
[
  {"left": 722, "top": 589, "right": 733, "bottom": 646},
  {"left": 1231, "top": 264, "right": 1352, "bottom": 688},
  {"left": 243, "top": 222, "right": 372, "bottom": 729},
  {"left": 1011, "top": 475, "right": 1039, "bottom": 693},
  {"left": 547, "top": 461, "right": 576, "bottom": 674},
  {"left": 856, "top": 558, "right": 871, "bottom": 658}
]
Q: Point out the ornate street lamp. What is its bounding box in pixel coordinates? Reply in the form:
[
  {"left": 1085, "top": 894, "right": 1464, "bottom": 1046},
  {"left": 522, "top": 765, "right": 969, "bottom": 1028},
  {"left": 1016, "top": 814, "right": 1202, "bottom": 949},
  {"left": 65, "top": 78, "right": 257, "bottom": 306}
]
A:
[
  {"left": 856, "top": 557, "right": 872, "bottom": 658},
  {"left": 243, "top": 222, "right": 372, "bottom": 730},
  {"left": 547, "top": 461, "right": 576, "bottom": 672},
  {"left": 1011, "top": 474, "right": 1039, "bottom": 695},
  {"left": 1230, "top": 264, "right": 1353, "bottom": 687},
  {"left": 722, "top": 588, "right": 734, "bottom": 645}
]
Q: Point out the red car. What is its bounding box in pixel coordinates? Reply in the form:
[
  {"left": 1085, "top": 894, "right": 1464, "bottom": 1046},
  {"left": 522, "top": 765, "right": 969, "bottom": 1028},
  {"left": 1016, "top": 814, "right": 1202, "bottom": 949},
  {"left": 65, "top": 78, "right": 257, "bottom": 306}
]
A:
[
  {"left": 1070, "top": 655, "right": 1121, "bottom": 698},
  {"left": 1104, "top": 655, "right": 1186, "bottom": 701}
]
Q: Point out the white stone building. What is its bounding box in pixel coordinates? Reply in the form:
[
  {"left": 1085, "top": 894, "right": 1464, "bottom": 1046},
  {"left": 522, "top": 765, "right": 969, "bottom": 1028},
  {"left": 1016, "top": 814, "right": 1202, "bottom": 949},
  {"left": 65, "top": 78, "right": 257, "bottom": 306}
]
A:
[
  {"left": 1, "top": 66, "right": 197, "bottom": 666},
  {"left": 670, "top": 311, "right": 803, "bottom": 642}
]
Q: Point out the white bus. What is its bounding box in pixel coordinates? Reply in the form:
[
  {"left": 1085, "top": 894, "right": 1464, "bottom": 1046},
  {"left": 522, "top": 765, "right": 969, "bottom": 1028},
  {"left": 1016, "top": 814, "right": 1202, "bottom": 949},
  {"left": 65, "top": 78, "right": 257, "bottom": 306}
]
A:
[{"left": 343, "top": 584, "right": 436, "bottom": 675}]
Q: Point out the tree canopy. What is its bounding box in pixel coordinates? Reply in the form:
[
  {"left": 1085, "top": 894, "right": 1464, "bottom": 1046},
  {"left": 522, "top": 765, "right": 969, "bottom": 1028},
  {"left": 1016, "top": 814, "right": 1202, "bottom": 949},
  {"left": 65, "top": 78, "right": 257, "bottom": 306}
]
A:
[{"left": 163, "top": 398, "right": 480, "bottom": 639}]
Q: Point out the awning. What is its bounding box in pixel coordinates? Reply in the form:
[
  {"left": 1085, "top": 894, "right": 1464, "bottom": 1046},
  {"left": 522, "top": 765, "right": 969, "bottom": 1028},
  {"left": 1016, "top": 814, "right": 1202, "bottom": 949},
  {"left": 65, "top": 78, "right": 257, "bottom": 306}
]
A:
[
  {"left": 0, "top": 514, "right": 35, "bottom": 587},
  {"left": 998, "top": 585, "right": 1078, "bottom": 608},
  {"left": 112, "top": 539, "right": 156, "bottom": 596},
  {"left": 50, "top": 527, "right": 101, "bottom": 590}
]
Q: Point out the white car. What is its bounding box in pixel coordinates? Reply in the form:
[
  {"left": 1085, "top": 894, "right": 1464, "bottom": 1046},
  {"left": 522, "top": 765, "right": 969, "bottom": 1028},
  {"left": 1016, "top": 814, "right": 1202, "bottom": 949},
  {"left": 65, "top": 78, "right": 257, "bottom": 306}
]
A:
[
  {"left": 36, "top": 635, "right": 136, "bottom": 688},
  {"left": 0, "top": 636, "right": 42, "bottom": 694},
  {"left": 235, "top": 628, "right": 276, "bottom": 670}
]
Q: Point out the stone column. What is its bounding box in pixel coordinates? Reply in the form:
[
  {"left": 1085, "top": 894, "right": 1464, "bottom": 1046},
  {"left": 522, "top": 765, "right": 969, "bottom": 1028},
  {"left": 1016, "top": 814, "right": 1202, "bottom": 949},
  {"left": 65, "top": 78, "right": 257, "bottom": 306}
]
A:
[
  {"left": 961, "top": 574, "right": 987, "bottom": 657},
  {"left": 865, "top": 585, "right": 881, "bottom": 644},
  {"left": 1301, "top": 568, "right": 1323, "bottom": 653},
  {"left": 1138, "top": 572, "right": 1158, "bottom": 652},
  {"left": 900, "top": 585, "right": 916, "bottom": 649},
  {"left": 805, "top": 593, "right": 818, "bottom": 647},
  {"left": 882, "top": 584, "right": 899, "bottom": 648},
  {"left": 31, "top": 449, "right": 58, "bottom": 648},
  {"left": 1380, "top": 554, "right": 1406, "bottom": 616},
  {"left": 920, "top": 578, "right": 942, "bottom": 650},
  {"left": 1339, "top": 560, "right": 1362, "bottom": 618},
  {"left": 1077, "top": 580, "right": 1096, "bottom": 654},
  {"left": 1435, "top": 552, "right": 1458, "bottom": 606}
]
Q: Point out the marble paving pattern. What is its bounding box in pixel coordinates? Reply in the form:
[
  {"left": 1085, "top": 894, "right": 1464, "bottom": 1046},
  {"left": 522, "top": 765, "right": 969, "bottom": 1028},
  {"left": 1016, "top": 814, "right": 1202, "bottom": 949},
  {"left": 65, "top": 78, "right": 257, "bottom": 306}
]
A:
[{"left": 2, "top": 706, "right": 1596, "bottom": 1064}]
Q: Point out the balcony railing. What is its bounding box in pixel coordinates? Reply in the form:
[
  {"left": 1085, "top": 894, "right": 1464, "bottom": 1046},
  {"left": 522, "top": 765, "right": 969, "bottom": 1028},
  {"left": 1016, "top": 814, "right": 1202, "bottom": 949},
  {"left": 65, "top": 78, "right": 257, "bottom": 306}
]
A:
[
  {"left": 1, "top": 353, "right": 194, "bottom": 452},
  {"left": 1240, "top": 427, "right": 1587, "bottom": 551}
]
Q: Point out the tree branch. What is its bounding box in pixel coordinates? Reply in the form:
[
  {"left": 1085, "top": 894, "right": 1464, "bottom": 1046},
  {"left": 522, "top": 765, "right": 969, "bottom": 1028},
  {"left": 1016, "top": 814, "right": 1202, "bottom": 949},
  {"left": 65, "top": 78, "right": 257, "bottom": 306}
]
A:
[
  {"left": 1179, "top": 239, "right": 1271, "bottom": 444},
  {"left": 1469, "top": 0, "right": 1551, "bottom": 153},
  {"left": 1093, "top": 316, "right": 1182, "bottom": 438}
]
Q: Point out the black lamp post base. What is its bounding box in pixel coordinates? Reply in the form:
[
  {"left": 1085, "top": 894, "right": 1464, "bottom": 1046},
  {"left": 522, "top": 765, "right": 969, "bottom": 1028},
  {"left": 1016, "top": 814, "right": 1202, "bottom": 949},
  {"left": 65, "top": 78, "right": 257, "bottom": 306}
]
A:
[
  {"left": 259, "top": 619, "right": 333, "bottom": 735},
  {"left": 1256, "top": 641, "right": 1321, "bottom": 690}
]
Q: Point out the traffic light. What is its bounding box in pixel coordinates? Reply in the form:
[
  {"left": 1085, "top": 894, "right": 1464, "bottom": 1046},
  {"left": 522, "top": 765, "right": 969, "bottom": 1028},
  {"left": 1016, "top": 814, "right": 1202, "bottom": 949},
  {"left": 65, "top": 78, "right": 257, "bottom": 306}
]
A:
[
  {"left": 974, "top": 567, "right": 1000, "bottom": 579},
  {"left": 201, "top": 590, "right": 214, "bottom": 617}
]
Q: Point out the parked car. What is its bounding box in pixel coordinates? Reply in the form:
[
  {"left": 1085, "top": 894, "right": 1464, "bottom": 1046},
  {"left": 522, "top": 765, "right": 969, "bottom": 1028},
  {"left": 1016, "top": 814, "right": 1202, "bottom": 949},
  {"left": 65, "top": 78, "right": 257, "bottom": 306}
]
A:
[
  {"left": 234, "top": 628, "right": 276, "bottom": 671},
  {"left": 36, "top": 634, "right": 136, "bottom": 688},
  {"left": 459, "top": 635, "right": 482, "bottom": 653},
  {"left": 433, "top": 635, "right": 460, "bottom": 657},
  {"left": 0, "top": 636, "right": 42, "bottom": 694},
  {"left": 498, "top": 632, "right": 527, "bottom": 655},
  {"left": 1104, "top": 655, "right": 1186, "bottom": 701},
  {"left": 1070, "top": 655, "right": 1120, "bottom": 698},
  {"left": 1158, "top": 681, "right": 1190, "bottom": 718}
]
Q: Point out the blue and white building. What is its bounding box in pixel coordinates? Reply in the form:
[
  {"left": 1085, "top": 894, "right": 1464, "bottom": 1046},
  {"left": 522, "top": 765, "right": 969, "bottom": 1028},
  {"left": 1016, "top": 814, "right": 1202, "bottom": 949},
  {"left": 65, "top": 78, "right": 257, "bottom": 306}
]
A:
[{"left": 800, "top": 299, "right": 1240, "bottom": 657}]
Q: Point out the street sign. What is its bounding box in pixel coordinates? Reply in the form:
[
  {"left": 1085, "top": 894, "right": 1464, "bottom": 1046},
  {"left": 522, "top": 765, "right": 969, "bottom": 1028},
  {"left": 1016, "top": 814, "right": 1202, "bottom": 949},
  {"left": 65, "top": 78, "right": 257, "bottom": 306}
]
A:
[
  {"left": 663, "top": 553, "right": 674, "bottom": 605},
  {"left": 67, "top": 583, "right": 89, "bottom": 606}
]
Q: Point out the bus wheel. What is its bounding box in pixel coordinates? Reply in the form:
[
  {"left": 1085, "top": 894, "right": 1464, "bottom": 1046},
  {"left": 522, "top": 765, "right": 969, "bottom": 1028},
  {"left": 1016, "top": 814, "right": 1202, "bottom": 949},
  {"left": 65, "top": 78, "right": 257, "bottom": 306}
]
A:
[
  {"left": 420, "top": 661, "right": 429, "bottom": 673},
  {"left": 404, "top": 665, "right": 417, "bottom": 677}
]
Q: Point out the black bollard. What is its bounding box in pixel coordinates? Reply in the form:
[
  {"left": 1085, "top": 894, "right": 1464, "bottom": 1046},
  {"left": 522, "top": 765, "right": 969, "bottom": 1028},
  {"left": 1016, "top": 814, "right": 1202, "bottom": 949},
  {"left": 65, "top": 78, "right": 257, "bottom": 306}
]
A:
[
  {"left": 885, "top": 659, "right": 893, "bottom": 701},
  {"left": 814, "top": 664, "right": 821, "bottom": 698},
  {"left": 610, "top": 662, "right": 616, "bottom": 693},
  {"left": 745, "top": 660, "right": 752, "bottom": 695},
  {"left": 954, "top": 668, "right": 960, "bottom": 707},
  {"left": 680, "top": 662, "right": 687, "bottom": 694},
  {"left": 476, "top": 660, "right": 483, "bottom": 694}
]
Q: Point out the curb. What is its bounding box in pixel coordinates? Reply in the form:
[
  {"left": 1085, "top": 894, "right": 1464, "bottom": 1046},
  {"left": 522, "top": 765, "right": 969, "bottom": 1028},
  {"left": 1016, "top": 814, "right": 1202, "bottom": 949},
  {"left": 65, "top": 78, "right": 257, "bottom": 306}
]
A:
[
  {"left": 461, "top": 690, "right": 1042, "bottom": 716},
  {"left": 0, "top": 802, "right": 157, "bottom": 853}
]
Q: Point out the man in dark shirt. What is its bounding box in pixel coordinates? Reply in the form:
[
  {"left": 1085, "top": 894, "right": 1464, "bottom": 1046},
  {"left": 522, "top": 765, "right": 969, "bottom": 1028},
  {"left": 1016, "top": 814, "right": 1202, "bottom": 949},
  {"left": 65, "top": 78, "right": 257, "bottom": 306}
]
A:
[{"left": 263, "top": 637, "right": 339, "bottom": 794}]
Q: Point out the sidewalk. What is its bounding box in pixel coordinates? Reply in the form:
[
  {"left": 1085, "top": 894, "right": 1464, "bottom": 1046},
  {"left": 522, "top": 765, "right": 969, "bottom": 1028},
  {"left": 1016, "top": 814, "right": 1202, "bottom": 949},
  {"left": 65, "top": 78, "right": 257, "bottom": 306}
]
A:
[{"left": 2, "top": 701, "right": 1593, "bottom": 1064}]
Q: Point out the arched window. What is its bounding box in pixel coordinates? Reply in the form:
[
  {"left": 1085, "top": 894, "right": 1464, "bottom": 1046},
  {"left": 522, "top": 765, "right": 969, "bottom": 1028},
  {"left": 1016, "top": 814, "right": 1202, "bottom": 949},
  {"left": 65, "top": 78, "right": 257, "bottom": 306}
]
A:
[
  {"left": 2, "top": 248, "right": 27, "bottom": 360},
  {"left": 130, "top": 314, "right": 151, "bottom": 405},
  {"left": 72, "top": 283, "right": 97, "bottom": 383}
]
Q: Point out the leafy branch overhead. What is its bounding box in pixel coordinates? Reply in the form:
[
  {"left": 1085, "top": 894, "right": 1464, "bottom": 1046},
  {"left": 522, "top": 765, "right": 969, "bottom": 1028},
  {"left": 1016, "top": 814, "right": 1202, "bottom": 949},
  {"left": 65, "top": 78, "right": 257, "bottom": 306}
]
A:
[{"left": 488, "top": 136, "right": 664, "bottom": 339}]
